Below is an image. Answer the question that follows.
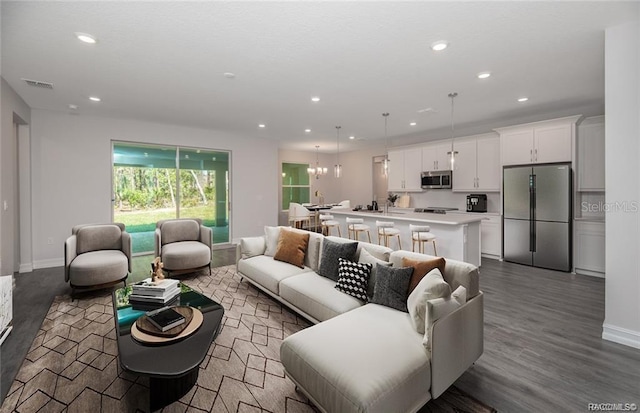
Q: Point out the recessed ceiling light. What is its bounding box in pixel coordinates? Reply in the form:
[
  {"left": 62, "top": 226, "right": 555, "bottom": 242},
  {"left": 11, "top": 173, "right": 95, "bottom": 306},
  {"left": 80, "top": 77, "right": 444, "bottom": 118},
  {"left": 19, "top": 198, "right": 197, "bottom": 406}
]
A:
[
  {"left": 223, "top": 72, "right": 235, "bottom": 79},
  {"left": 258, "top": 123, "right": 266, "bottom": 128},
  {"left": 518, "top": 97, "right": 529, "bottom": 102},
  {"left": 349, "top": 136, "right": 355, "bottom": 140},
  {"left": 410, "top": 122, "right": 417, "bottom": 126},
  {"left": 75, "top": 32, "right": 97, "bottom": 44},
  {"left": 68, "top": 104, "right": 78, "bottom": 110},
  {"left": 88, "top": 96, "right": 101, "bottom": 102},
  {"left": 477, "top": 72, "right": 491, "bottom": 79},
  {"left": 431, "top": 41, "right": 448, "bottom": 51},
  {"left": 305, "top": 129, "right": 311, "bottom": 133},
  {"left": 311, "top": 96, "right": 320, "bottom": 102}
]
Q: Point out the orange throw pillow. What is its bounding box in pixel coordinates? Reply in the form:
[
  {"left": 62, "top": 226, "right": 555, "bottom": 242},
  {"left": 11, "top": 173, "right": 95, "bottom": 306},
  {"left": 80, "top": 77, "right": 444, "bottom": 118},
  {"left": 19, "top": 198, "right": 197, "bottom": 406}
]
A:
[
  {"left": 402, "top": 257, "right": 446, "bottom": 295},
  {"left": 274, "top": 229, "right": 310, "bottom": 268}
]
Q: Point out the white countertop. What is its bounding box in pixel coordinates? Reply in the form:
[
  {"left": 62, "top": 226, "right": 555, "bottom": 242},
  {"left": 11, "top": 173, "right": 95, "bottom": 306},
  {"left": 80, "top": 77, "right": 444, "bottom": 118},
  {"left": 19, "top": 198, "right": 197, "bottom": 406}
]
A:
[{"left": 330, "top": 209, "right": 486, "bottom": 225}]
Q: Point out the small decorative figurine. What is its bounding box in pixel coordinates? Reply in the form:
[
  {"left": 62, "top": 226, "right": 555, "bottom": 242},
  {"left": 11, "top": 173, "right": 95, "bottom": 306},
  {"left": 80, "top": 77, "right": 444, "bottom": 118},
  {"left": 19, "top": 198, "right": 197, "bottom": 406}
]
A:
[{"left": 151, "top": 257, "right": 165, "bottom": 282}]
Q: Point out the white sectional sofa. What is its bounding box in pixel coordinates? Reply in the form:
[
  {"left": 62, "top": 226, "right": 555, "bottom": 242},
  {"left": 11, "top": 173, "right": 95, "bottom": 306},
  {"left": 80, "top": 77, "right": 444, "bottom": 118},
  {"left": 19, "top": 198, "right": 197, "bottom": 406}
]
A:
[{"left": 236, "top": 226, "right": 484, "bottom": 413}]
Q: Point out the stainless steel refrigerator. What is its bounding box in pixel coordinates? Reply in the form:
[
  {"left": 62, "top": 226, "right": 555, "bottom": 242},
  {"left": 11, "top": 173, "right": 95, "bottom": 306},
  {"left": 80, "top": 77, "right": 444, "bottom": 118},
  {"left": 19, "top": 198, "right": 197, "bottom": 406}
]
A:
[{"left": 503, "top": 163, "right": 572, "bottom": 271}]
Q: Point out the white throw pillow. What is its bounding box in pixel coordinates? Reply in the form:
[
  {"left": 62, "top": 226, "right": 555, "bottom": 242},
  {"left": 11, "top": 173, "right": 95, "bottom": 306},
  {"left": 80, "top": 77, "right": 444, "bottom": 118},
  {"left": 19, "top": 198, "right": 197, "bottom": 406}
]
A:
[
  {"left": 358, "top": 248, "right": 392, "bottom": 297},
  {"left": 407, "top": 268, "right": 451, "bottom": 334},
  {"left": 422, "top": 286, "right": 467, "bottom": 350},
  {"left": 240, "top": 236, "right": 266, "bottom": 259},
  {"left": 264, "top": 226, "right": 281, "bottom": 257}
]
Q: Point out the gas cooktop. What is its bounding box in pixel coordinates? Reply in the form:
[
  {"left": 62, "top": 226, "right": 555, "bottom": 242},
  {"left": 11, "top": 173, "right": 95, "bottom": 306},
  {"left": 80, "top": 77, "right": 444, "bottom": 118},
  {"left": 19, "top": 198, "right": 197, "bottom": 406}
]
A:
[{"left": 413, "top": 207, "right": 459, "bottom": 214}]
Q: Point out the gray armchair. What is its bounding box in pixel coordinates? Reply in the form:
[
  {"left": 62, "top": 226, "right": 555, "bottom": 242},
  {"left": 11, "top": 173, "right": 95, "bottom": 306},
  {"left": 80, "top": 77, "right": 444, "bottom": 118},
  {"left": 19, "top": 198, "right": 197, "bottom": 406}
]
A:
[
  {"left": 154, "top": 218, "right": 212, "bottom": 276},
  {"left": 65, "top": 223, "right": 131, "bottom": 298}
]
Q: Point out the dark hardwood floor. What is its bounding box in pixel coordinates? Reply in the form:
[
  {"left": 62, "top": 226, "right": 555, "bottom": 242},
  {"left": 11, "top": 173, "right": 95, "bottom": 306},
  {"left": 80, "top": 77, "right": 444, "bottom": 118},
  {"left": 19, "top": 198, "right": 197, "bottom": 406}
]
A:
[
  {"left": 456, "top": 259, "right": 640, "bottom": 412},
  {"left": 1, "top": 248, "right": 639, "bottom": 412}
]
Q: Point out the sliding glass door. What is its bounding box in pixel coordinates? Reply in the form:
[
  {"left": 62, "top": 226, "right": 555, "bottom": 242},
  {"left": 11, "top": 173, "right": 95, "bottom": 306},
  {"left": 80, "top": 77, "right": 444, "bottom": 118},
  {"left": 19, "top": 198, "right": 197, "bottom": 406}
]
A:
[{"left": 113, "top": 142, "right": 230, "bottom": 254}]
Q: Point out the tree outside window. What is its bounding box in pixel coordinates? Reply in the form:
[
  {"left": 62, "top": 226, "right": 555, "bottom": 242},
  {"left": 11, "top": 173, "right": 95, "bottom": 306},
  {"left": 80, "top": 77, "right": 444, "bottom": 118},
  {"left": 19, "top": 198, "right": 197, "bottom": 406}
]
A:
[{"left": 282, "top": 163, "right": 310, "bottom": 210}]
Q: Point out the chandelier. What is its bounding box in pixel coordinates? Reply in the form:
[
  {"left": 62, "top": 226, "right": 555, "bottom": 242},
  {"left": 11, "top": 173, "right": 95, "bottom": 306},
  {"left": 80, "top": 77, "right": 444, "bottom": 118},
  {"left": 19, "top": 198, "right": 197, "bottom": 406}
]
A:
[{"left": 308, "top": 145, "right": 328, "bottom": 179}]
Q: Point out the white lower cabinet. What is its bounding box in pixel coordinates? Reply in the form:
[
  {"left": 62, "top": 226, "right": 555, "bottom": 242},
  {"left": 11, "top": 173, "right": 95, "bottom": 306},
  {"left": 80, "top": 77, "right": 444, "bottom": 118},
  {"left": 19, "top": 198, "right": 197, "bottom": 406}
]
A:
[
  {"left": 574, "top": 220, "right": 605, "bottom": 277},
  {"left": 480, "top": 215, "right": 502, "bottom": 259}
]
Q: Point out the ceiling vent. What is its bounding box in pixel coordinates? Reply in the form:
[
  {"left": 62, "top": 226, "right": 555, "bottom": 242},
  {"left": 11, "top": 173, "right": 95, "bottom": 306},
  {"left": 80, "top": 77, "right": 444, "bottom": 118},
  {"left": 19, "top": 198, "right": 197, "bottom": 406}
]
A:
[{"left": 21, "top": 78, "right": 54, "bottom": 89}]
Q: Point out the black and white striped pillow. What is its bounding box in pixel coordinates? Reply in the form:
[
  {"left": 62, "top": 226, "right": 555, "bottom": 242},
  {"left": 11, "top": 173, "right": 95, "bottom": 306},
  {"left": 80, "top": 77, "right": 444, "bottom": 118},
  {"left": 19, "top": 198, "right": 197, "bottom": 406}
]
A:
[{"left": 335, "top": 258, "right": 372, "bottom": 302}]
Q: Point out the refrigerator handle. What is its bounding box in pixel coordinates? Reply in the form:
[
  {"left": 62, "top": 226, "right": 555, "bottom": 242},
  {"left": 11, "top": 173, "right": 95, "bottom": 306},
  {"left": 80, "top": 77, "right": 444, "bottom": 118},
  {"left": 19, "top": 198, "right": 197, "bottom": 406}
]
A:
[{"left": 530, "top": 174, "right": 536, "bottom": 252}]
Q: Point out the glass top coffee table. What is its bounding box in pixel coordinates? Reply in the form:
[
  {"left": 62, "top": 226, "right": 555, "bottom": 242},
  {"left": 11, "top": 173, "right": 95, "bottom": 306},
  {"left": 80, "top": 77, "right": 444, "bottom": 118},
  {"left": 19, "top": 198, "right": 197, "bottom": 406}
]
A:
[{"left": 112, "top": 283, "right": 224, "bottom": 411}]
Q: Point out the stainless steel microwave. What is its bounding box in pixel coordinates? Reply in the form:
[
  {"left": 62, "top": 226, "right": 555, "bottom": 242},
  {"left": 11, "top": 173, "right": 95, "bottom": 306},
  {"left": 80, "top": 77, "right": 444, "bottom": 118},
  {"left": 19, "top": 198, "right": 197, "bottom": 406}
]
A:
[{"left": 421, "top": 170, "right": 452, "bottom": 189}]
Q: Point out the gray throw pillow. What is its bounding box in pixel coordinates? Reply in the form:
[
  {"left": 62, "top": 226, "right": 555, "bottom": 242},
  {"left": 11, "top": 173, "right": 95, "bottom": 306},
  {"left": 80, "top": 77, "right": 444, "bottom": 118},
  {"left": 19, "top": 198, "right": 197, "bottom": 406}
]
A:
[
  {"left": 371, "top": 264, "right": 414, "bottom": 312},
  {"left": 318, "top": 238, "right": 358, "bottom": 281}
]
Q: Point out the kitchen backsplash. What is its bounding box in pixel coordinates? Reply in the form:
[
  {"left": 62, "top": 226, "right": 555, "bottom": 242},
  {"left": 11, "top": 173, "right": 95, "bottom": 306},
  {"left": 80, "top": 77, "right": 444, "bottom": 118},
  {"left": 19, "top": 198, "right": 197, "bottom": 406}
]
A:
[{"left": 390, "top": 190, "right": 501, "bottom": 213}]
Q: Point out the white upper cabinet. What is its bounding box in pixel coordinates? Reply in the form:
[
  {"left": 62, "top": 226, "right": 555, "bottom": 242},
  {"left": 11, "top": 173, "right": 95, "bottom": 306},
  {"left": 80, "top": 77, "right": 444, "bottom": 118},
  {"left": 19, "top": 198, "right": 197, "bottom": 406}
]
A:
[
  {"left": 496, "top": 115, "right": 581, "bottom": 166},
  {"left": 577, "top": 116, "right": 605, "bottom": 191},
  {"left": 452, "top": 134, "right": 500, "bottom": 192},
  {"left": 422, "top": 140, "right": 452, "bottom": 172},
  {"left": 387, "top": 148, "right": 422, "bottom": 192}
]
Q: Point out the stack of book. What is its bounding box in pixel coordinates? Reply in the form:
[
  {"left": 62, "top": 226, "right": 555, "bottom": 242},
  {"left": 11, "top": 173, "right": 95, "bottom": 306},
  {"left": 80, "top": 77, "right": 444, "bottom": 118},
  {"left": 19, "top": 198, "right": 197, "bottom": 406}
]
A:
[{"left": 129, "top": 278, "right": 180, "bottom": 309}]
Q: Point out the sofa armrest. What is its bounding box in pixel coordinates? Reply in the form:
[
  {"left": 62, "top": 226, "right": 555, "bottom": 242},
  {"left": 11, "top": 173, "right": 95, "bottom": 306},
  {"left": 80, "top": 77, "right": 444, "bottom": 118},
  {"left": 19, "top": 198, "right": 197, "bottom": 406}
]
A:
[
  {"left": 200, "top": 225, "right": 213, "bottom": 249},
  {"left": 121, "top": 231, "right": 132, "bottom": 273},
  {"left": 236, "top": 236, "right": 267, "bottom": 267},
  {"left": 64, "top": 235, "right": 77, "bottom": 282},
  {"left": 154, "top": 228, "right": 162, "bottom": 258},
  {"left": 429, "top": 292, "right": 484, "bottom": 399}
]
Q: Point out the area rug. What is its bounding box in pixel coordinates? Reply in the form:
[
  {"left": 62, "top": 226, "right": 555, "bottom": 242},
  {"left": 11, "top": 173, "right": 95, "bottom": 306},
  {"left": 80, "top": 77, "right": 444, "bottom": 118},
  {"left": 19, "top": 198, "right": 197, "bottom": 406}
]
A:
[{"left": 1, "top": 265, "right": 495, "bottom": 413}]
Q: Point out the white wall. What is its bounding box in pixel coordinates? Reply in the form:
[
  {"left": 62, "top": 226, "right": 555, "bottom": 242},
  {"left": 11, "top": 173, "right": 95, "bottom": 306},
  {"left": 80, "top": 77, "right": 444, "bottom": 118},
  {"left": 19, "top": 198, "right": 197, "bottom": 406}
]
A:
[
  {"left": 30, "top": 109, "right": 279, "bottom": 268},
  {"left": 0, "top": 78, "right": 31, "bottom": 275},
  {"left": 604, "top": 16, "right": 640, "bottom": 348}
]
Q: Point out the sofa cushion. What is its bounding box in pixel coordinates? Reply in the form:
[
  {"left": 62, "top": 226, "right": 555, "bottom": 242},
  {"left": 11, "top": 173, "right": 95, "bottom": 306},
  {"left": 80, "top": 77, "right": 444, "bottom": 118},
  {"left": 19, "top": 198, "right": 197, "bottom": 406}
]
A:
[
  {"left": 280, "top": 304, "right": 431, "bottom": 413},
  {"left": 423, "top": 286, "right": 467, "bottom": 350},
  {"left": 160, "top": 219, "right": 200, "bottom": 245},
  {"left": 358, "top": 248, "right": 392, "bottom": 298},
  {"left": 274, "top": 229, "right": 309, "bottom": 268},
  {"left": 286, "top": 227, "right": 323, "bottom": 271},
  {"left": 264, "top": 226, "right": 281, "bottom": 257},
  {"left": 390, "top": 250, "right": 480, "bottom": 299},
  {"left": 238, "top": 255, "right": 312, "bottom": 295},
  {"left": 317, "top": 238, "right": 358, "bottom": 282},
  {"left": 335, "top": 258, "right": 371, "bottom": 302},
  {"left": 161, "top": 241, "right": 211, "bottom": 270},
  {"left": 240, "top": 236, "right": 266, "bottom": 259},
  {"left": 402, "top": 256, "right": 446, "bottom": 295},
  {"left": 76, "top": 224, "right": 123, "bottom": 254},
  {"left": 279, "top": 272, "right": 363, "bottom": 322},
  {"left": 69, "top": 250, "right": 128, "bottom": 286},
  {"left": 407, "top": 268, "right": 451, "bottom": 334},
  {"left": 370, "top": 264, "right": 413, "bottom": 312}
]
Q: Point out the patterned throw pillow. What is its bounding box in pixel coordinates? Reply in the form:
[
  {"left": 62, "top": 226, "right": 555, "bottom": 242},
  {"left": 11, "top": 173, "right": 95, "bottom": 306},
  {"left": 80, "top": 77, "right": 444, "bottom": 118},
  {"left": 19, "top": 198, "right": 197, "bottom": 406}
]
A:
[{"left": 335, "top": 258, "right": 372, "bottom": 302}]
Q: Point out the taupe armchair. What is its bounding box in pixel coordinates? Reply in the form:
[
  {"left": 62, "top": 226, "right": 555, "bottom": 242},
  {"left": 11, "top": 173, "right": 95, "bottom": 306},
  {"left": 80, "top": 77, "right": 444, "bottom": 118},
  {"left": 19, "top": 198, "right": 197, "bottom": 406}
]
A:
[
  {"left": 155, "top": 218, "right": 212, "bottom": 276},
  {"left": 65, "top": 223, "right": 131, "bottom": 298}
]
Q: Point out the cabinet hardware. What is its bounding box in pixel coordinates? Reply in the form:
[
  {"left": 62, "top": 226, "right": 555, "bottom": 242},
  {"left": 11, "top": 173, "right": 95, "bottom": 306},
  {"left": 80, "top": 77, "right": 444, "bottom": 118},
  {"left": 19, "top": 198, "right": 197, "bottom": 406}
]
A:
[
  {"left": 530, "top": 149, "right": 533, "bottom": 162},
  {"left": 534, "top": 149, "right": 538, "bottom": 162}
]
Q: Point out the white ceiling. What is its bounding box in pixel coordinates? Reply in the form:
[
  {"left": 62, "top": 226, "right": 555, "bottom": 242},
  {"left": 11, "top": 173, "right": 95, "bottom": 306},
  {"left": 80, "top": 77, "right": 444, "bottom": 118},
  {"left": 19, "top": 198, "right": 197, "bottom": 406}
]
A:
[{"left": 1, "top": 1, "right": 637, "bottom": 152}]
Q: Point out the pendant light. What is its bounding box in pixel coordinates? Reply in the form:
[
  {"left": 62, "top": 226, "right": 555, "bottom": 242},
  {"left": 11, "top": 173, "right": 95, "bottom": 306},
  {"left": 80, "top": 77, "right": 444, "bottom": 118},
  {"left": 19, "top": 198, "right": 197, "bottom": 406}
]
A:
[
  {"left": 382, "top": 113, "right": 390, "bottom": 177},
  {"left": 446, "top": 92, "right": 459, "bottom": 168},
  {"left": 307, "top": 145, "right": 328, "bottom": 179},
  {"left": 334, "top": 126, "right": 342, "bottom": 178}
]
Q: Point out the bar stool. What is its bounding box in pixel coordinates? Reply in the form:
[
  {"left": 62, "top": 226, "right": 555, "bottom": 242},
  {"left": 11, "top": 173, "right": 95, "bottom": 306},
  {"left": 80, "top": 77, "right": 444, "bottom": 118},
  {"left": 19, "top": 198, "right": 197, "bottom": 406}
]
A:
[
  {"left": 410, "top": 224, "right": 437, "bottom": 255},
  {"left": 346, "top": 217, "right": 371, "bottom": 242},
  {"left": 376, "top": 221, "right": 402, "bottom": 250},
  {"left": 320, "top": 214, "right": 342, "bottom": 237}
]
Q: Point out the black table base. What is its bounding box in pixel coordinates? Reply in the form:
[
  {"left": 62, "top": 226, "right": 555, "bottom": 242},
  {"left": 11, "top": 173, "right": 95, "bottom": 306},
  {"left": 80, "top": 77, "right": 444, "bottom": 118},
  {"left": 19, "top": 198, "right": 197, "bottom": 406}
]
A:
[{"left": 149, "top": 367, "right": 199, "bottom": 412}]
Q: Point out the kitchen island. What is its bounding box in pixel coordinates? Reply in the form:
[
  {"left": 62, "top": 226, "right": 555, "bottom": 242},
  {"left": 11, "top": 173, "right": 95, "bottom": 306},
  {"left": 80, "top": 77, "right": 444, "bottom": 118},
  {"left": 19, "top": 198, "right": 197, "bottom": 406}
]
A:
[{"left": 329, "top": 209, "right": 484, "bottom": 266}]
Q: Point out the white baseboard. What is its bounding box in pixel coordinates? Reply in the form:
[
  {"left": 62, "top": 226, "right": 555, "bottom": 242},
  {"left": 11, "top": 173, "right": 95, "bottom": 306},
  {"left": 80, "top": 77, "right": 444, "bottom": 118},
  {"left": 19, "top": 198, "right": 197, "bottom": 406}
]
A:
[
  {"left": 575, "top": 268, "right": 605, "bottom": 278},
  {"left": 19, "top": 263, "right": 33, "bottom": 273},
  {"left": 33, "top": 258, "right": 64, "bottom": 269},
  {"left": 602, "top": 324, "right": 640, "bottom": 349}
]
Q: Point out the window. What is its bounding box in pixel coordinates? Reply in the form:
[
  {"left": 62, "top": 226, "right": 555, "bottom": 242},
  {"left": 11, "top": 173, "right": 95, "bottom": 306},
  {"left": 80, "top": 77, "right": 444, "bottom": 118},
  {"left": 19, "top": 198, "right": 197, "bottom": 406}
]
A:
[
  {"left": 282, "top": 163, "right": 310, "bottom": 210},
  {"left": 112, "top": 142, "right": 230, "bottom": 254}
]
